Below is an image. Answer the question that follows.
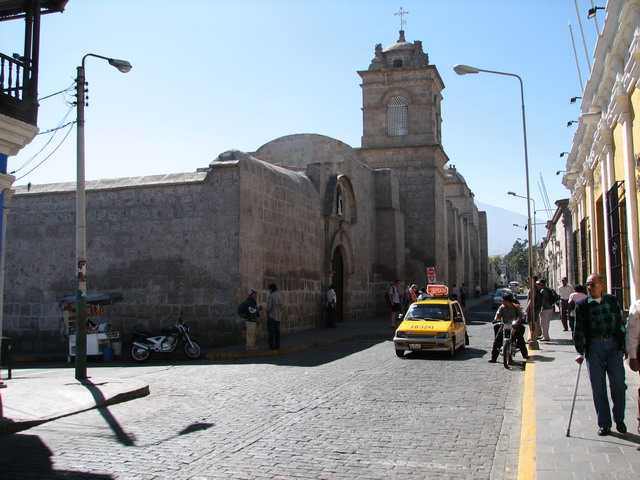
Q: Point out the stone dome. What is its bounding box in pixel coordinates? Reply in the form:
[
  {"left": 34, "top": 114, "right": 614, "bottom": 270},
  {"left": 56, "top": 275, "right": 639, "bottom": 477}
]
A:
[
  {"left": 368, "top": 30, "right": 429, "bottom": 70},
  {"left": 383, "top": 30, "right": 414, "bottom": 52}
]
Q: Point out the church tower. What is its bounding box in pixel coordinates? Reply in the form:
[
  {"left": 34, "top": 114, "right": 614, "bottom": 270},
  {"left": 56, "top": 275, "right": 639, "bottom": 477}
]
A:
[
  {"left": 358, "top": 29, "right": 450, "bottom": 285},
  {"left": 358, "top": 30, "right": 444, "bottom": 149}
]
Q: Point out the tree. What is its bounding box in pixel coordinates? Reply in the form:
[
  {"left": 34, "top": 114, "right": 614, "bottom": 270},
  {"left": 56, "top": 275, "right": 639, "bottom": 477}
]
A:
[
  {"left": 503, "top": 239, "right": 529, "bottom": 280},
  {"left": 488, "top": 255, "right": 502, "bottom": 275}
]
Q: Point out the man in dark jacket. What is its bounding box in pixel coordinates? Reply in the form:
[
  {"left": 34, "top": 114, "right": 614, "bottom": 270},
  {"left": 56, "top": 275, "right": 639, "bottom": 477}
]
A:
[
  {"left": 239, "top": 289, "right": 261, "bottom": 351},
  {"left": 574, "top": 273, "right": 627, "bottom": 436}
]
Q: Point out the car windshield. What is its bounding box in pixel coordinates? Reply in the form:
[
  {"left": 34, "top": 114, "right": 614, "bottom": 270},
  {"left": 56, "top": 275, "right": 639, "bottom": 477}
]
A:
[{"left": 405, "top": 304, "right": 450, "bottom": 321}]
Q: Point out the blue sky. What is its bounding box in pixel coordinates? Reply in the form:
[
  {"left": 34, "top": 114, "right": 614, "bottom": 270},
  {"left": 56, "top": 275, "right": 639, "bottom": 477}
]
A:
[{"left": 4, "top": 0, "right": 600, "bottom": 245}]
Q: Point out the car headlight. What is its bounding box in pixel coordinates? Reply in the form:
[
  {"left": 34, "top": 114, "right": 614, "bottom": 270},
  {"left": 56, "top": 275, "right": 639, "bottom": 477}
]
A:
[
  {"left": 435, "top": 332, "right": 450, "bottom": 339},
  {"left": 396, "top": 331, "right": 407, "bottom": 338}
]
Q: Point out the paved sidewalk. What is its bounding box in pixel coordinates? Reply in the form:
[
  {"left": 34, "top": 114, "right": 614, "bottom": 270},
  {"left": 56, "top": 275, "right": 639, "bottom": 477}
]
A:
[{"left": 531, "top": 324, "right": 640, "bottom": 480}]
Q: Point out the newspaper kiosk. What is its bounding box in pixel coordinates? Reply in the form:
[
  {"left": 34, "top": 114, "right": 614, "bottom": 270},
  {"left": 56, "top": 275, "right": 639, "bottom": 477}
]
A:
[{"left": 60, "top": 292, "right": 123, "bottom": 360}]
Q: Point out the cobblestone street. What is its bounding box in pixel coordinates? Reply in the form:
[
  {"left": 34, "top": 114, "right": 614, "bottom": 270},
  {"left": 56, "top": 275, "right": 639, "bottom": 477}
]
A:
[{"left": 0, "top": 308, "right": 524, "bottom": 480}]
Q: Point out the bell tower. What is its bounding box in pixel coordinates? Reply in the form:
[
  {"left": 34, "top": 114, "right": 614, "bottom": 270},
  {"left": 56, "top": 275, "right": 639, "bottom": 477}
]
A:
[
  {"left": 357, "top": 25, "right": 450, "bottom": 286},
  {"left": 358, "top": 30, "right": 444, "bottom": 149}
]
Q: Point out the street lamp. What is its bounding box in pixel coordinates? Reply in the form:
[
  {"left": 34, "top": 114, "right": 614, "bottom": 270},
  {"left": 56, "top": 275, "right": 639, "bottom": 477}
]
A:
[
  {"left": 508, "top": 191, "right": 537, "bottom": 246},
  {"left": 587, "top": 6, "right": 605, "bottom": 19},
  {"left": 454, "top": 63, "right": 537, "bottom": 349},
  {"left": 75, "top": 53, "right": 131, "bottom": 380}
]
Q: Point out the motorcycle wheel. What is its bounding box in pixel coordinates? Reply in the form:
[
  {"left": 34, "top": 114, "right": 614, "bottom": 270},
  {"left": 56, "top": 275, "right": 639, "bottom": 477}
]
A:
[
  {"left": 184, "top": 341, "right": 202, "bottom": 359},
  {"left": 502, "top": 340, "right": 511, "bottom": 369},
  {"left": 131, "top": 345, "right": 151, "bottom": 362}
]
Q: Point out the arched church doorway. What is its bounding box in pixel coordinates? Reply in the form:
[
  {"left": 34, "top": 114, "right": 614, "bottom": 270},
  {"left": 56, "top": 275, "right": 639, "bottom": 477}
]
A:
[{"left": 331, "top": 247, "right": 344, "bottom": 323}]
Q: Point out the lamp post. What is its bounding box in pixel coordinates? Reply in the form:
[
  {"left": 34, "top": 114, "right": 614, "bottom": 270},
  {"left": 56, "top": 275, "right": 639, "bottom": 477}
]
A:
[
  {"left": 75, "top": 54, "right": 131, "bottom": 381},
  {"left": 454, "top": 63, "right": 538, "bottom": 350}
]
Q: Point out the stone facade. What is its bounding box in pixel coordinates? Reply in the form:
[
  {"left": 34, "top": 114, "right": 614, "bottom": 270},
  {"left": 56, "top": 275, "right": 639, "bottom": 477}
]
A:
[{"left": 2, "top": 31, "right": 488, "bottom": 353}]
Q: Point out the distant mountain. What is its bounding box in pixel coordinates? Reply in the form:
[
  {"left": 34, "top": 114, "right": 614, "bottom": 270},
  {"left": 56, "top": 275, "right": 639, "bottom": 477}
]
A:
[{"left": 476, "top": 201, "right": 529, "bottom": 257}]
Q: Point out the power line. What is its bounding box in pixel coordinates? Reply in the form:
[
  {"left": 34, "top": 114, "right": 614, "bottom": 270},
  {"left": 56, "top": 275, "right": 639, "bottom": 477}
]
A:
[
  {"left": 16, "top": 122, "right": 74, "bottom": 181},
  {"left": 11, "top": 105, "right": 75, "bottom": 174},
  {"left": 38, "top": 83, "right": 75, "bottom": 102}
]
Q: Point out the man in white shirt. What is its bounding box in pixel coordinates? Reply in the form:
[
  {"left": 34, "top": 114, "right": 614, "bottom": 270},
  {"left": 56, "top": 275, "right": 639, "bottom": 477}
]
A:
[
  {"left": 626, "top": 299, "right": 640, "bottom": 434},
  {"left": 557, "top": 277, "right": 575, "bottom": 332},
  {"left": 326, "top": 285, "right": 337, "bottom": 328}
]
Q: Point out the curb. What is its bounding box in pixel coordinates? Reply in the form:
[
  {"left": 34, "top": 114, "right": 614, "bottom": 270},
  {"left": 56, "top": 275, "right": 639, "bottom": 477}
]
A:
[
  {"left": 0, "top": 382, "right": 150, "bottom": 436},
  {"left": 202, "top": 331, "right": 392, "bottom": 359}
]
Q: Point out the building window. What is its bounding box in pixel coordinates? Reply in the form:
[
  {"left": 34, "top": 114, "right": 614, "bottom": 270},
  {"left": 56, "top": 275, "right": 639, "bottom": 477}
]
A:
[
  {"left": 394, "top": 59, "right": 403, "bottom": 68},
  {"left": 387, "top": 96, "right": 408, "bottom": 136}
]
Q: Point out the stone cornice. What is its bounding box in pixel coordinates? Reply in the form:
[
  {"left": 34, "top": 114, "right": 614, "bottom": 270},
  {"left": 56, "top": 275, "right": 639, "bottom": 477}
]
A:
[
  {"left": 0, "top": 172, "right": 16, "bottom": 191},
  {"left": 0, "top": 114, "right": 39, "bottom": 156}
]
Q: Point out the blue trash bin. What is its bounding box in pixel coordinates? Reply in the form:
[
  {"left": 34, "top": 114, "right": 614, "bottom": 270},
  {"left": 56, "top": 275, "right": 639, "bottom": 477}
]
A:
[{"left": 103, "top": 346, "right": 114, "bottom": 362}]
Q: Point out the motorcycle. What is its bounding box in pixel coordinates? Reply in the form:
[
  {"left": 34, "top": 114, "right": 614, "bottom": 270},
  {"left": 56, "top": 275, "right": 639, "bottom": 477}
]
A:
[
  {"left": 130, "top": 315, "right": 202, "bottom": 362},
  {"left": 499, "top": 319, "right": 527, "bottom": 368}
]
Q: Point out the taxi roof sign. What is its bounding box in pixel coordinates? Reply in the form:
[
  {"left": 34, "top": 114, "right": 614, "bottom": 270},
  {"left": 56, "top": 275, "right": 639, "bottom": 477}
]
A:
[{"left": 426, "top": 284, "right": 448, "bottom": 296}]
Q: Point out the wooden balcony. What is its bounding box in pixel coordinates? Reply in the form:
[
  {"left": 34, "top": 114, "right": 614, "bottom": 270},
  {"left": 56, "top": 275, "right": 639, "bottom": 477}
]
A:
[{"left": 0, "top": 52, "right": 37, "bottom": 125}]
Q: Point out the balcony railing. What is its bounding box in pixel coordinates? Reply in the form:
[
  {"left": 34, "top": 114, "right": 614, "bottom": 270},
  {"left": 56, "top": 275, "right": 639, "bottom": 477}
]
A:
[{"left": 0, "top": 52, "right": 37, "bottom": 125}]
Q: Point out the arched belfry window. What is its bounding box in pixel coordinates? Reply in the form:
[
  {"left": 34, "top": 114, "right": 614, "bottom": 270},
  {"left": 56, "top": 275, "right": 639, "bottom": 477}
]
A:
[{"left": 387, "top": 96, "right": 408, "bottom": 136}]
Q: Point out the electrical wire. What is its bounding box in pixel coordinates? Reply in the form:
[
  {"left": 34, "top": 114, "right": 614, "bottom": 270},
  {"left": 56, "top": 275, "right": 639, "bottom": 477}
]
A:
[
  {"left": 38, "top": 83, "right": 74, "bottom": 102},
  {"left": 10, "top": 105, "right": 75, "bottom": 174},
  {"left": 16, "top": 122, "right": 75, "bottom": 181}
]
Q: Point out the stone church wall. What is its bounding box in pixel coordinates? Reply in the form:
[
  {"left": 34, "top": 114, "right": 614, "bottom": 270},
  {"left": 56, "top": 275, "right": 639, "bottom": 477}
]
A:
[
  {"left": 359, "top": 145, "right": 448, "bottom": 285},
  {"left": 248, "top": 137, "right": 390, "bottom": 324},
  {"left": 2, "top": 145, "right": 402, "bottom": 354},
  {"left": 233, "top": 154, "right": 325, "bottom": 332},
  {"left": 4, "top": 170, "right": 243, "bottom": 352}
]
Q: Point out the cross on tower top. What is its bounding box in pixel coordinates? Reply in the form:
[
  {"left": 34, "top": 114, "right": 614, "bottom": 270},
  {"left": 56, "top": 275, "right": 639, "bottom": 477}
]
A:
[{"left": 394, "top": 6, "right": 409, "bottom": 30}]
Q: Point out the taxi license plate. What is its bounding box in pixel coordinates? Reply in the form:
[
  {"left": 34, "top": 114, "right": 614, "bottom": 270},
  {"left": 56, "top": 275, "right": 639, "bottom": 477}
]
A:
[{"left": 409, "top": 343, "right": 421, "bottom": 350}]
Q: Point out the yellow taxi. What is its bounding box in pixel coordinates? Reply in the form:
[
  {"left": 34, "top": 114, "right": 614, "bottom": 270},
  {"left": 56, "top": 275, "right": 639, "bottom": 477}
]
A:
[{"left": 393, "top": 285, "right": 469, "bottom": 357}]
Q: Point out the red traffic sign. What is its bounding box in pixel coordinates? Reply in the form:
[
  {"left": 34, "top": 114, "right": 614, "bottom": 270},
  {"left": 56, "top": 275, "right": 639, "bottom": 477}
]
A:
[{"left": 427, "top": 267, "right": 436, "bottom": 283}]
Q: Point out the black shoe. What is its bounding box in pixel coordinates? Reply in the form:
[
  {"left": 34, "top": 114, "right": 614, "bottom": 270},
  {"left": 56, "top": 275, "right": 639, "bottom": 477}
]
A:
[
  {"left": 488, "top": 359, "right": 497, "bottom": 363},
  {"left": 616, "top": 422, "right": 627, "bottom": 434},
  {"left": 598, "top": 427, "right": 611, "bottom": 436}
]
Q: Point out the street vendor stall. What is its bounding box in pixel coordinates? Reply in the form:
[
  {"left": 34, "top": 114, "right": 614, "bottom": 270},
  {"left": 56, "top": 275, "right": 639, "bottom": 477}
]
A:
[{"left": 60, "top": 292, "right": 123, "bottom": 360}]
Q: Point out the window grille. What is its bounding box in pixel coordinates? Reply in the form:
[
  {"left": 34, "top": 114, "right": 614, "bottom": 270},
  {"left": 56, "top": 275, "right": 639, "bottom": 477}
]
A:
[
  {"left": 580, "top": 217, "right": 590, "bottom": 285},
  {"left": 606, "top": 181, "right": 629, "bottom": 307},
  {"left": 387, "top": 96, "right": 408, "bottom": 136},
  {"left": 572, "top": 229, "right": 579, "bottom": 285}
]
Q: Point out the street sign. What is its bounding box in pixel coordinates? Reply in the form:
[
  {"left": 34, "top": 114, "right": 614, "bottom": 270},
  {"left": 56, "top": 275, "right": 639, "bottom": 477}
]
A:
[{"left": 427, "top": 267, "right": 436, "bottom": 284}]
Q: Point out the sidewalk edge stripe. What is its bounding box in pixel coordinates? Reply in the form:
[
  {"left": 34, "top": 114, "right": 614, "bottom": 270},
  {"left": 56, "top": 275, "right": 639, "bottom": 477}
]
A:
[{"left": 517, "top": 359, "right": 536, "bottom": 480}]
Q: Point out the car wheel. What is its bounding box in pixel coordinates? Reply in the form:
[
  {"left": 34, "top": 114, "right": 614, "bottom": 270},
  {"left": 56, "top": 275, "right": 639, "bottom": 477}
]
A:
[
  {"left": 449, "top": 337, "right": 456, "bottom": 357},
  {"left": 464, "top": 332, "right": 470, "bottom": 346},
  {"left": 395, "top": 349, "right": 405, "bottom": 358}
]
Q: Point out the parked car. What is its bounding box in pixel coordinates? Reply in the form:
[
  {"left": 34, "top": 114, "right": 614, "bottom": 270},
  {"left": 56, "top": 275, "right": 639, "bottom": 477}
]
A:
[
  {"left": 509, "top": 281, "right": 524, "bottom": 293},
  {"left": 492, "top": 288, "right": 514, "bottom": 309},
  {"left": 393, "top": 285, "right": 469, "bottom": 357}
]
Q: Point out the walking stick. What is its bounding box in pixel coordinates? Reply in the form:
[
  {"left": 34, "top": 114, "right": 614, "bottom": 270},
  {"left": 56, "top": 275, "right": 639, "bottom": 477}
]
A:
[{"left": 566, "top": 361, "right": 583, "bottom": 437}]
